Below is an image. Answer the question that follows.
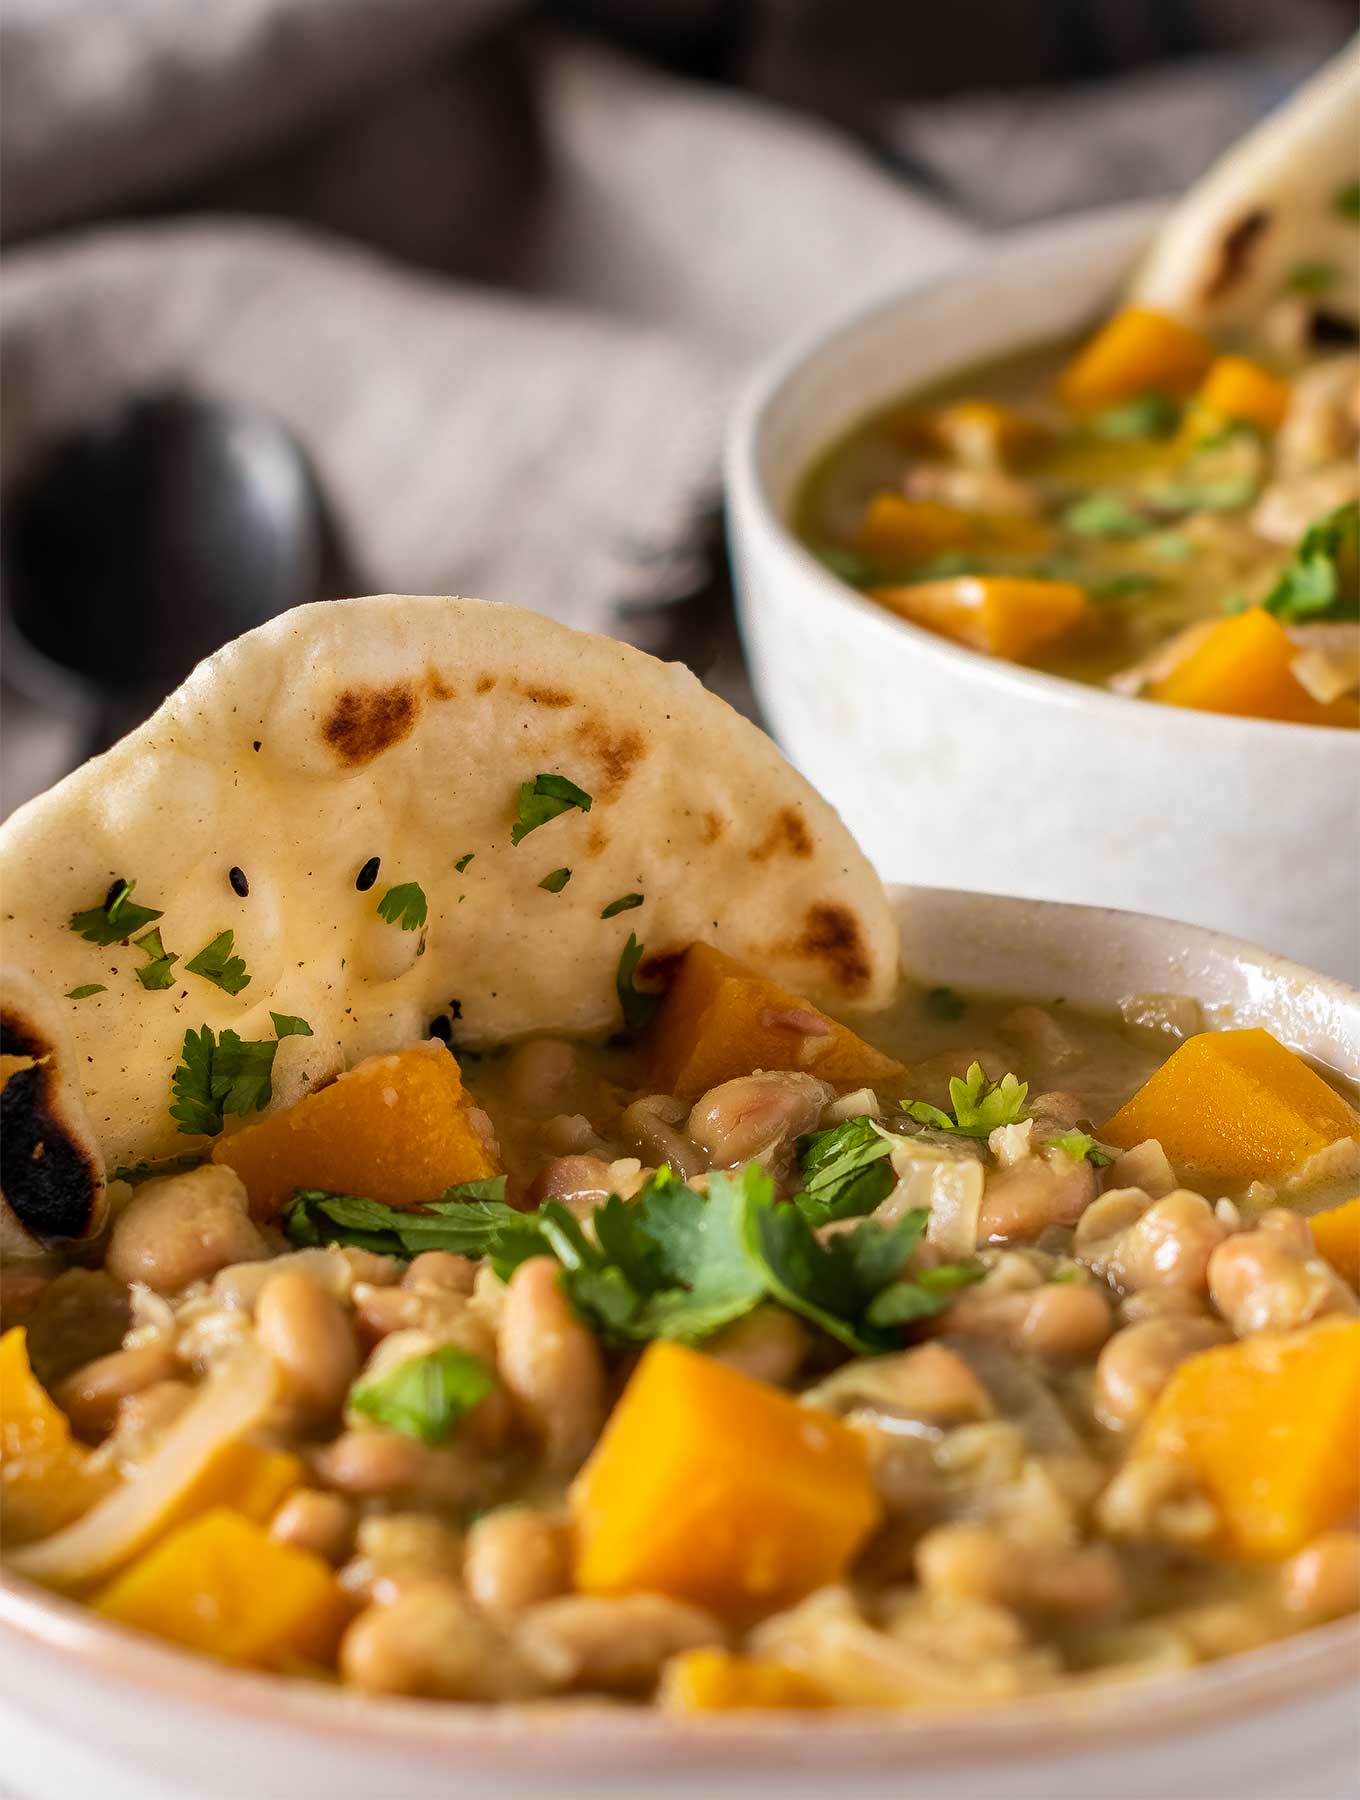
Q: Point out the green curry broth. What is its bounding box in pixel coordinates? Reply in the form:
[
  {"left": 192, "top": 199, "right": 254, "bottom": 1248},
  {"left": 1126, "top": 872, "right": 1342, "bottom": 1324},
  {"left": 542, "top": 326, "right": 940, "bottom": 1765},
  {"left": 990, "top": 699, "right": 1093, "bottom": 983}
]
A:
[{"left": 794, "top": 336, "right": 1313, "bottom": 687}]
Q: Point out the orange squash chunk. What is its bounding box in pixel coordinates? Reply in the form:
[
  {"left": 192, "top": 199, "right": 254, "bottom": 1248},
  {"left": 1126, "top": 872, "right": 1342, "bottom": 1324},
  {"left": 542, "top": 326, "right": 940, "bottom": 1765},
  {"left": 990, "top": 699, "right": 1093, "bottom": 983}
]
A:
[
  {"left": 1058, "top": 306, "right": 1213, "bottom": 408},
  {"left": 647, "top": 942, "right": 903, "bottom": 1099},
  {"left": 1194, "top": 356, "right": 1290, "bottom": 433},
  {"left": 1, "top": 1327, "right": 118, "bottom": 1546},
  {"left": 1151, "top": 608, "right": 1356, "bottom": 726},
  {"left": 1133, "top": 1319, "right": 1360, "bottom": 1560},
  {"left": 869, "top": 576, "right": 1089, "bottom": 662},
  {"left": 213, "top": 1042, "right": 498, "bottom": 1217},
  {"left": 1101, "top": 1028, "right": 1360, "bottom": 1184},
  {"left": 95, "top": 1507, "right": 349, "bottom": 1667},
  {"left": 857, "top": 492, "right": 1054, "bottom": 560},
  {"left": 572, "top": 1342, "right": 882, "bottom": 1614},
  {"left": 1309, "top": 1196, "right": 1360, "bottom": 1287},
  {"left": 662, "top": 1648, "right": 830, "bottom": 1711}
]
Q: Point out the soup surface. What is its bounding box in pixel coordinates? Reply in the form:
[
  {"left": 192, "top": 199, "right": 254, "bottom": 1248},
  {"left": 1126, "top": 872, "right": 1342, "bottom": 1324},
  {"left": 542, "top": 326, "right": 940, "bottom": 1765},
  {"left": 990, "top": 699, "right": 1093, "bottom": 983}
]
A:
[
  {"left": 796, "top": 309, "right": 1359, "bottom": 726},
  {"left": 4, "top": 952, "right": 1359, "bottom": 1712}
]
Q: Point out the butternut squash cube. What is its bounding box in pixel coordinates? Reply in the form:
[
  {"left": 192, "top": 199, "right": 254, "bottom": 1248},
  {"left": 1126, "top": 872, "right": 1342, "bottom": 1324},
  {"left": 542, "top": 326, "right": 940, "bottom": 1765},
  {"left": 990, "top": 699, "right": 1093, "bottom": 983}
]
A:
[
  {"left": 213, "top": 1042, "right": 498, "bottom": 1217},
  {"left": 1101, "top": 1028, "right": 1360, "bottom": 1184},
  {"left": 571, "top": 1342, "right": 882, "bottom": 1614},
  {"left": 1151, "top": 608, "right": 1355, "bottom": 726},
  {"left": 1, "top": 1327, "right": 117, "bottom": 1546},
  {"left": 661, "top": 1648, "right": 830, "bottom": 1711},
  {"left": 96, "top": 1507, "right": 348, "bottom": 1667},
  {"left": 646, "top": 942, "right": 903, "bottom": 1099},
  {"left": 1309, "top": 1196, "right": 1360, "bottom": 1288},
  {"left": 857, "top": 493, "right": 1054, "bottom": 560},
  {"left": 1058, "top": 306, "right": 1214, "bottom": 408},
  {"left": 1133, "top": 1319, "right": 1360, "bottom": 1560},
  {"left": 869, "top": 576, "right": 1089, "bottom": 662},
  {"left": 1193, "top": 356, "right": 1290, "bottom": 433},
  {"left": 159, "top": 1441, "right": 303, "bottom": 1538}
]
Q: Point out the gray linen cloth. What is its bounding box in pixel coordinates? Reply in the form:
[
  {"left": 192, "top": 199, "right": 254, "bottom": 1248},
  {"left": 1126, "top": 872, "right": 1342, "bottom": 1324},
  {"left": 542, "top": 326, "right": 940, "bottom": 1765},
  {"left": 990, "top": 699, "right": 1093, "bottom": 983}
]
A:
[{"left": 0, "top": 4, "right": 1340, "bottom": 812}]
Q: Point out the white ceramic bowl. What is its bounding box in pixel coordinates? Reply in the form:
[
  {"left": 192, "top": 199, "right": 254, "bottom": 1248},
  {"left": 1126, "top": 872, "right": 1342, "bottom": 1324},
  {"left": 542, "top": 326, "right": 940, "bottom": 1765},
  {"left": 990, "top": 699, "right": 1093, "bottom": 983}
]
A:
[
  {"left": 2, "top": 887, "right": 1358, "bottom": 1800},
  {"left": 726, "top": 204, "right": 1360, "bottom": 983}
]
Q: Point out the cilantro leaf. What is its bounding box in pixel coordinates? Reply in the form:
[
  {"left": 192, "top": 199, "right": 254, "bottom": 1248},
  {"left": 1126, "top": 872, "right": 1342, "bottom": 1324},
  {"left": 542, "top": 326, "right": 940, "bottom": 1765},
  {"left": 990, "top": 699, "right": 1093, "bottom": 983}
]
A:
[
  {"left": 539, "top": 867, "right": 572, "bottom": 893},
  {"left": 924, "top": 985, "right": 966, "bottom": 1021},
  {"left": 865, "top": 1261, "right": 984, "bottom": 1327},
  {"left": 65, "top": 983, "right": 106, "bottom": 1000},
  {"left": 510, "top": 774, "right": 593, "bottom": 845},
  {"left": 170, "top": 1014, "right": 312, "bottom": 1137},
  {"left": 1262, "top": 501, "right": 1359, "bottom": 624},
  {"left": 454, "top": 853, "right": 475, "bottom": 874},
  {"left": 348, "top": 1345, "right": 493, "bottom": 1445},
  {"left": 1062, "top": 493, "right": 1148, "bottom": 538},
  {"left": 111, "top": 1152, "right": 206, "bottom": 1186},
  {"left": 616, "top": 932, "right": 662, "bottom": 1035},
  {"left": 903, "top": 1061, "right": 1030, "bottom": 1139},
  {"left": 184, "top": 929, "right": 250, "bottom": 995},
  {"left": 1337, "top": 181, "right": 1360, "bottom": 222},
  {"left": 69, "top": 878, "right": 163, "bottom": 946},
  {"left": 1286, "top": 260, "right": 1336, "bottom": 296},
  {"left": 376, "top": 883, "right": 428, "bottom": 931},
  {"left": 1047, "top": 1130, "right": 1113, "bottom": 1167},
  {"left": 1091, "top": 390, "right": 1179, "bottom": 441},
  {"left": 133, "top": 926, "right": 179, "bottom": 991},
  {"left": 795, "top": 1116, "right": 895, "bottom": 1226},
  {"left": 601, "top": 893, "right": 644, "bottom": 918}
]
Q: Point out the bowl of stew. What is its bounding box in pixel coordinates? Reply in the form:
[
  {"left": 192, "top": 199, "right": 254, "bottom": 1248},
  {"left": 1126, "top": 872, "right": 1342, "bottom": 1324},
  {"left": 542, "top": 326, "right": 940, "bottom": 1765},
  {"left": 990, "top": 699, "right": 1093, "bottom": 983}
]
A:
[
  {"left": 726, "top": 202, "right": 1360, "bottom": 980},
  {"left": 3, "top": 884, "right": 1359, "bottom": 1800}
]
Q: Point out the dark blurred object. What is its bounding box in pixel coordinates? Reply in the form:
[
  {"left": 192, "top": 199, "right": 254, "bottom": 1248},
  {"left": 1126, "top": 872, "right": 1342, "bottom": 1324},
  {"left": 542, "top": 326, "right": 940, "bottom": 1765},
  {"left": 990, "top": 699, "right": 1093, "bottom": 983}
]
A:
[{"left": 4, "top": 391, "right": 355, "bottom": 754}]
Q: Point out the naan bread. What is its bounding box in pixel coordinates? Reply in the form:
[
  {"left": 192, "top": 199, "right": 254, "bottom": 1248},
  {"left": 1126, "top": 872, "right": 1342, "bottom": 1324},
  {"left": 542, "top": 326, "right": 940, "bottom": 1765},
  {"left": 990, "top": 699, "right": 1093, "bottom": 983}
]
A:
[
  {"left": 1133, "top": 42, "right": 1360, "bottom": 330},
  {"left": 0, "top": 596, "right": 898, "bottom": 1243}
]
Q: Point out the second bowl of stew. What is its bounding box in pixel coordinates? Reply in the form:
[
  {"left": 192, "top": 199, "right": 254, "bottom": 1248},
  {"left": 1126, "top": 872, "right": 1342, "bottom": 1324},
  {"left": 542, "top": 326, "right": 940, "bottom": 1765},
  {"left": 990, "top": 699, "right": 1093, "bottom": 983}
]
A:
[{"left": 727, "top": 204, "right": 1359, "bottom": 980}]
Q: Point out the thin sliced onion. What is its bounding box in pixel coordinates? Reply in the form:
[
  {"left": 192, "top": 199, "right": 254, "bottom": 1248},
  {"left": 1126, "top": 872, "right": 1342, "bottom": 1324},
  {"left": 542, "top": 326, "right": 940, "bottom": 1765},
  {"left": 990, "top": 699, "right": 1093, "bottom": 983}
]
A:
[
  {"left": 877, "top": 1133, "right": 986, "bottom": 1259},
  {"left": 8, "top": 1343, "right": 276, "bottom": 1590}
]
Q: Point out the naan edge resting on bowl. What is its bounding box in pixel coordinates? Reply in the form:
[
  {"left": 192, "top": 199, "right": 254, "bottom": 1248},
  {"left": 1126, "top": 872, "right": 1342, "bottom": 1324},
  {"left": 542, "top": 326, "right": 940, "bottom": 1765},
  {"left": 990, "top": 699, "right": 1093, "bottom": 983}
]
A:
[{"left": 0, "top": 595, "right": 897, "bottom": 1247}]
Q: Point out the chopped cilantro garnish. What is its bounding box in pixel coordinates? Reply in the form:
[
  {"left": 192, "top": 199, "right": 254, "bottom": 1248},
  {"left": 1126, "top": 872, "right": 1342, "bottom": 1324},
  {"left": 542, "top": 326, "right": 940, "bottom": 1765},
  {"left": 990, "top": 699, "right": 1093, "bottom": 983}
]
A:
[
  {"left": 1145, "top": 473, "right": 1258, "bottom": 513},
  {"left": 1149, "top": 532, "right": 1193, "bottom": 561},
  {"left": 376, "top": 882, "right": 428, "bottom": 931},
  {"left": 616, "top": 932, "right": 662, "bottom": 1035},
  {"left": 1337, "top": 181, "right": 1360, "bottom": 222},
  {"left": 69, "top": 878, "right": 162, "bottom": 946},
  {"left": 601, "top": 893, "right": 644, "bottom": 918},
  {"left": 1286, "top": 261, "right": 1336, "bottom": 296},
  {"left": 910, "top": 550, "right": 988, "bottom": 580},
  {"left": 111, "top": 1152, "right": 205, "bottom": 1186},
  {"left": 1047, "top": 1130, "right": 1114, "bottom": 1167},
  {"left": 184, "top": 929, "right": 250, "bottom": 995},
  {"left": 510, "top": 774, "right": 593, "bottom": 845},
  {"left": 795, "top": 1115, "right": 895, "bottom": 1227},
  {"left": 1091, "top": 390, "right": 1179, "bottom": 441},
  {"left": 349, "top": 1346, "right": 493, "bottom": 1445},
  {"left": 453, "top": 853, "right": 475, "bottom": 874},
  {"left": 134, "top": 927, "right": 180, "bottom": 991},
  {"left": 539, "top": 867, "right": 572, "bottom": 893},
  {"left": 1062, "top": 492, "right": 1148, "bottom": 538},
  {"left": 924, "top": 985, "right": 966, "bottom": 1021},
  {"left": 903, "top": 1061, "right": 1030, "bottom": 1140},
  {"left": 286, "top": 1164, "right": 952, "bottom": 1356},
  {"left": 1088, "top": 571, "right": 1162, "bottom": 600},
  {"left": 170, "top": 1013, "right": 312, "bottom": 1137},
  {"left": 1262, "top": 500, "right": 1358, "bottom": 624},
  {"left": 865, "top": 1260, "right": 985, "bottom": 1327},
  {"left": 64, "top": 983, "right": 106, "bottom": 1000}
]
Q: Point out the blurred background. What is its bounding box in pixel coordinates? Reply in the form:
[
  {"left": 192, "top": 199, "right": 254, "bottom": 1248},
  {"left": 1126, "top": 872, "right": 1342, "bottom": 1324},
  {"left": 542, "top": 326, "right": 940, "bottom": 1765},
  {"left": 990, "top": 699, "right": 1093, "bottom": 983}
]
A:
[{"left": 1, "top": 0, "right": 1352, "bottom": 813}]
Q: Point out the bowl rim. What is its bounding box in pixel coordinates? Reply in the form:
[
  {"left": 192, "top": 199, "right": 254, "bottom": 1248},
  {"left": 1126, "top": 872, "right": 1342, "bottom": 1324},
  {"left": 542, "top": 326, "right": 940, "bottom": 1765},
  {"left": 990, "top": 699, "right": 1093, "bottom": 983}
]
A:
[
  {"left": 3, "top": 881, "right": 1358, "bottom": 1771},
  {"left": 723, "top": 197, "right": 1355, "bottom": 743}
]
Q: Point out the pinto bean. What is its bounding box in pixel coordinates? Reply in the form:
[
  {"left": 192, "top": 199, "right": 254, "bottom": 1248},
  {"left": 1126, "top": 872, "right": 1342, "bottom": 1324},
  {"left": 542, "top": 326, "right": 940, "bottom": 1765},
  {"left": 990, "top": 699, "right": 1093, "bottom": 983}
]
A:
[
  {"left": 978, "top": 1150, "right": 1096, "bottom": 1243},
  {"left": 620, "top": 1096, "right": 706, "bottom": 1179},
  {"left": 55, "top": 1340, "right": 179, "bottom": 1440},
  {"left": 704, "top": 1306, "right": 810, "bottom": 1386},
  {"left": 1279, "top": 1533, "right": 1360, "bottom": 1623},
  {"left": 256, "top": 1270, "right": 360, "bottom": 1424},
  {"left": 1075, "top": 1190, "right": 1226, "bottom": 1293},
  {"left": 402, "top": 1251, "right": 477, "bottom": 1295},
  {"left": 1093, "top": 1315, "right": 1232, "bottom": 1432},
  {"left": 105, "top": 1165, "right": 267, "bottom": 1294},
  {"left": 526, "top": 1154, "right": 616, "bottom": 1209},
  {"left": 1207, "top": 1211, "right": 1358, "bottom": 1336},
  {"left": 340, "top": 1581, "right": 542, "bottom": 1700},
  {"left": 915, "top": 1524, "right": 1124, "bottom": 1619},
  {"left": 464, "top": 1506, "right": 572, "bottom": 1618},
  {"left": 504, "top": 1037, "right": 581, "bottom": 1110},
  {"left": 1018, "top": 1282, "right": 1113, "bottom": 1358},
  {"left": 269, "top": 1489, "right": 356, "bottom": 1563},
  {"left": 687, "top": 1073, "right": 832, "bottom": 1168},
  {"left": 498, "top": 1258, "right": 607, "bottom": 1472},
  {"left": 515, "top": 1594, "right": 723, "bottom": 1694}
]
